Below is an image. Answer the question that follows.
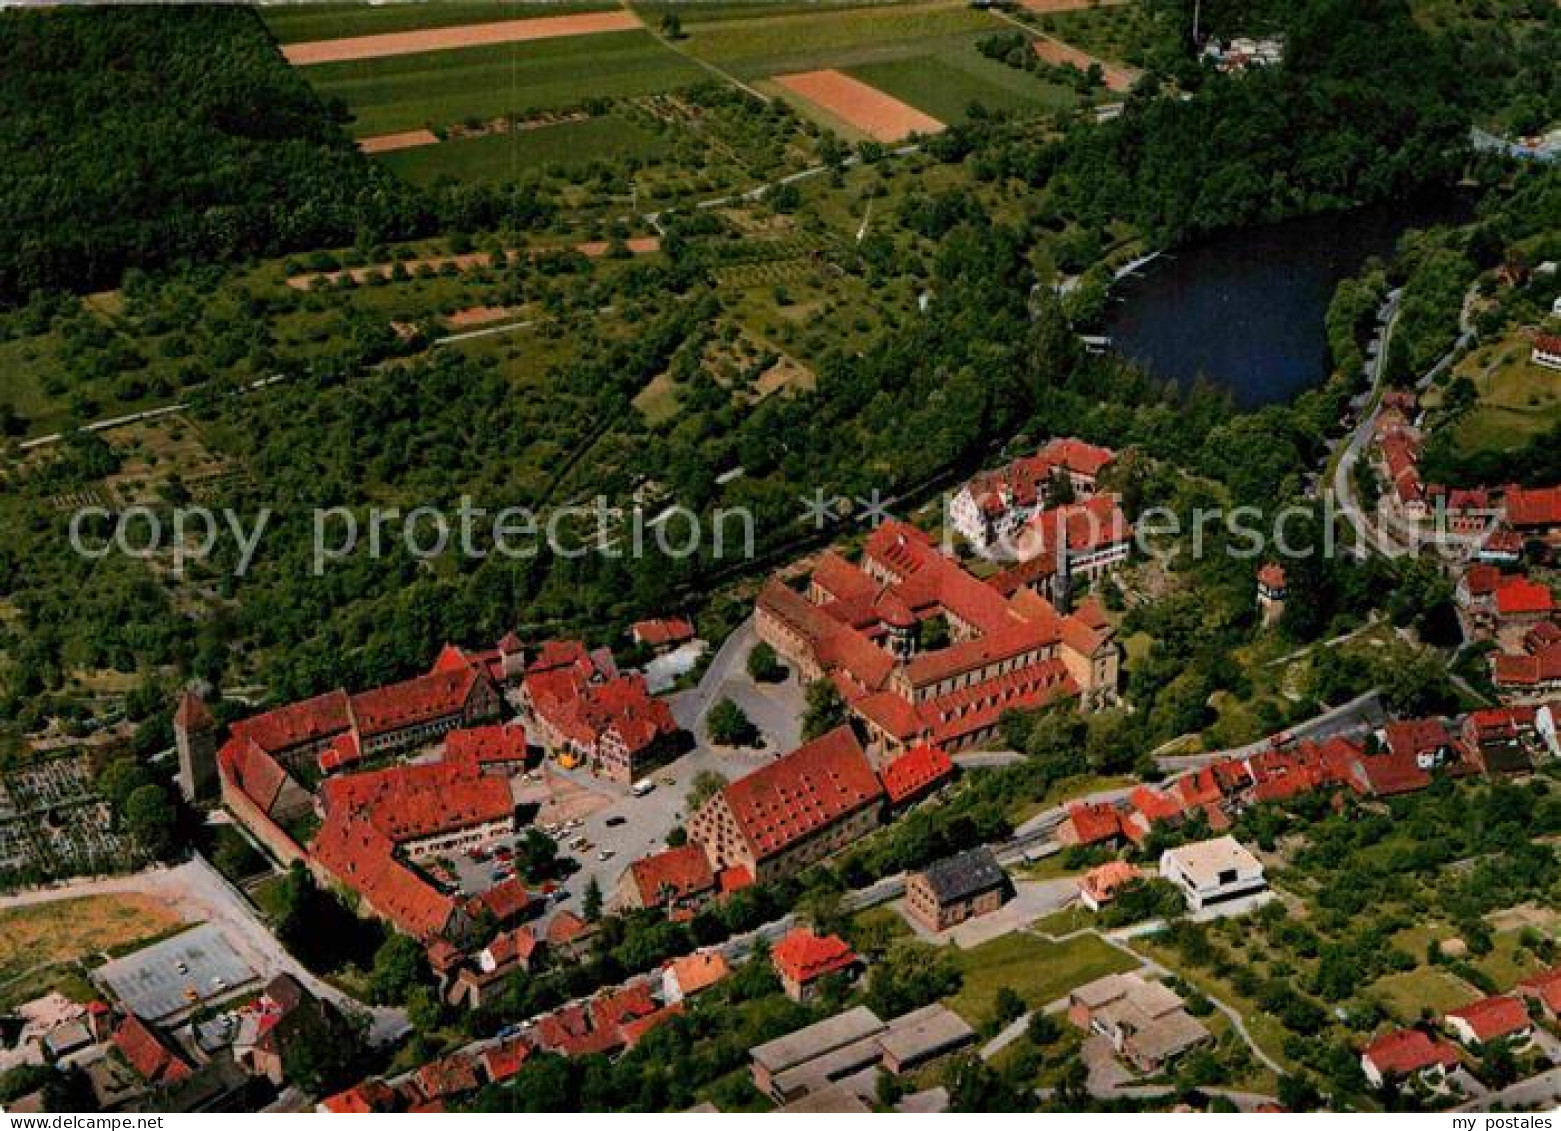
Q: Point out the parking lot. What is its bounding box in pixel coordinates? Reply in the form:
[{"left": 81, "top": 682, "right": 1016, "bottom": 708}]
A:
[{"left": 95, "top": 923, "right": 260, "bottom": 1023}]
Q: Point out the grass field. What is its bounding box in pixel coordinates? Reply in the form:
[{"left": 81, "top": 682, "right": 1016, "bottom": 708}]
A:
[
  {"left": 1434, "top": 336, "right": 1561, "bottom": 453},
  {"left": 847, "top": 51, "right": 1078, "bottom": 123},
  {"left": 678, "top": 1, "right": 1005, "bottom": 76},
  {"left": 1369, "top": 966, "right": 1480, "bottom": 1024},
  {"left": 380, "top": 114, "right": 670, "bottom": 183},
  {"left": 945, "top": 930, "right": 1136, "bottom": 1023},
  {"left": 308, "top": 30, "right": 705, "bottom": 136},
  {"left": 261, "top": 1, "right": 617, "bottom": 43},
  {"left": 1030, "top": 2, "right": 1168, "bottom": 69},
  {"left": 0, "top": 894, "right": 184, "bottom": 1008}
]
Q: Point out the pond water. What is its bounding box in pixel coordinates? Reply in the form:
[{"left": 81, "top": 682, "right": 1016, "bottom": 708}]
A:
[{"left": 1104, "top": 196, "right": 1471, "bottom": 407}]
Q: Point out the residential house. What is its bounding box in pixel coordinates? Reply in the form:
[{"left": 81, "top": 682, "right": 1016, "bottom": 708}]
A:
[
  {"left": 631, "top": 617, "right": 696, "bottom": 653},
  {"left": 1531, "top": 334, "right": 1561, "bottom": 371},
  {"left": 903, "top": 846, "right": 1010, "bottom": 932},
  {"left": 610, "top": 843, "right": 717, "bottom": 917},
  {"left": 1516, "top": 967, "right": 1561, "bottom": 1020},
  {"left": 1443, "top": 996, "right": 1532, "bottom": 1048},
  {"left": 1067, "top": 973, "right": 1211, "bottom": 1073},
  {"left": 771, "top": 927, "right": 858, "bottom": 1003},
  {"left": 1079, "top": 862, "right": 1145, "bottom": 912},
  {"left": 1359, "top": 1029, "right": 1462, "bottom": 1090},
  {"left": 661, "top": 951, "right": 731, "bottom": 1004},
  {"left": 1158, "top": 836, "right": 1267, "bottom": 912}
]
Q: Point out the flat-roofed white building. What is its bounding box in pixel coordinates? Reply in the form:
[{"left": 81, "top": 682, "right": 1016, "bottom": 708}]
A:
[{"left": 1159, "top": 835, "right": 1266, "bottom": 912}]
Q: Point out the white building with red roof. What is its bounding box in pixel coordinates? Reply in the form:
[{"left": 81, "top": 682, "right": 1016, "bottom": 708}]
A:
[
  {"left": 1359, "top": 1028, "right": 1461, "bottom": 1089},
  {"left": 948, "top": 437, "right": 1115, "bottom": 553},
  {"left": 687, "top": 727, "right": 885, "bottom": 883},
  {"left": 1443, "top": 995, "right": 1532, "bottom": 1048}
]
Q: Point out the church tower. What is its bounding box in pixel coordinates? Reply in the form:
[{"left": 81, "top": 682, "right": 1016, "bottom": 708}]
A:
[{"left": 174, "top": 688, "right": 218, "bottom": 804}]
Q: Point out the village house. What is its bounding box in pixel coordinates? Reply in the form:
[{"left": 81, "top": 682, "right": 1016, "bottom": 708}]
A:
[
  {"left": 903, "top": 845, "right": 1010, "bottom": 932},
  {"left": 1078, "top": 861, "right": 1146, "bottom": 912},
  {"left": 755, "top": 520, "right": 1122, "bottom": 755},
  {"left": 1359, "top": 1028, "right": 1462, "bottom": 1090},
  {"left": 1379, "top": 718, "right": 1460, "bottom": 770},
  {"left": 1012, "top": 493, "right": 1133, "bottom": 583},
  {"left": 771, "top": 927, "right": 859, "bottom": 1002},
  {"left": 878, "top": 743, "right": 957, "bottom": 810},
  {"left": 1158, "top": 836, "right": 1267, "bottom": 913},
  {"left": 545, "top": 910, "right": 600, "bottom": 962},
  {"left": 1516, "top": 967, "right": 1561, "bottom": 1020},
  {"left": 1531, "top": 333, "right": 1561, "bottom": 371},
  {"left": 661, "top": 951, "right": 731, "bottom": 1004},
  {"left": 1493, "top": 622, "right": 1561, "bottom": 699},
  {"left": 630, "top": 616, "right": 695, "bottom": 653},
  {"left": 447, "top": 928, "right": 540, "bottom": 1009},
  {"left": 1067, "top": 973, "right": 1212, "bottom": 1074},
  {"left": 1504, "top": 483, "right": 1561, "bottom": 546},
  {"left": 688, "top": 727, "right": 885, "bottom": 884},
  {"left": 609, "top": 843, "right": 717, "bottom": 917},
  {"left": 1442, "top": 996, "right": 1532, "bottom": 1049}
]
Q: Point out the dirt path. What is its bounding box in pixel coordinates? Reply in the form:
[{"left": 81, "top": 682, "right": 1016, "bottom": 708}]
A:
[
  {"left": 358, "top": 128, "right": 440, "bottom": 154},
  {"left": 282, "top": 10, "right": 644, "bottom": 66}
]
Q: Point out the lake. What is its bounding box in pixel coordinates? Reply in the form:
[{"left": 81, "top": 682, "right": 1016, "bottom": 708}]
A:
[{"left": 1104, "top": 197, "right": 1471, "bottom": 407}]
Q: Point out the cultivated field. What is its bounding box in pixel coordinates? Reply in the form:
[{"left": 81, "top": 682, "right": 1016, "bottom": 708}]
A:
[
  {"left": 1032, "top": 34, "right": 1139, "bottom": 91},
  {"left": 379, "top": 114, "right": 669, "bottom": 183},
  {"left": 358, "top": 127, "right": 441, "bottom": 154},
  {"left": 775, "top": 69, "right": 944, "bottom": 142},
  {"left": 262, "top": 1, "right": 618, "bottom": 43},
  {"left": 848, "top": 50, "right": 1078, "bottom": 123},
  {"left": 281, "top": 10, "right": 644, "bottom": 66},
  {"left": 305, "top": 30, "right": 704, "bottom": 137}
]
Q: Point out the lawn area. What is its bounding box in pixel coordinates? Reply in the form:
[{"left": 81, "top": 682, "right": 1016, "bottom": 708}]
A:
[
  {"left": 307, "top": 30, "right": 706, "bottom": 137},
  {"left": 945, "top": 930, "right": 1136, "bottom": 1023},
  {"left": 1425, "top": 332, "right": 1561, "bottom": 454},
  {"left": 380, "top": 114, "right": 671, "bottom": 184},
  {"left": 0, "top": 895, "right": 185, "bottom": 1009},
  {"left": 679, "top": 1, "right": 1005, "bottom": 76},
  {"left": 847, "top": 49, "right": 1078, "bottom": 123},
  {"left": 262, "top": 1, "right": 617, "bottom": 43},
  {"left": 1369, "top": 966, "right": 1480, "bottom": 1024},
  {"left": 1029, "top": 2, "right": 1171, "bottom": 69}
]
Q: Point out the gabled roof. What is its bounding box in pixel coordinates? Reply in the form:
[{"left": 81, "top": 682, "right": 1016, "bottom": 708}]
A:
[
  {"left": 445, "top": 724, "right": 529, "bottom": 769},
  {"left": 113, "top": 1015, "right": 191, "bottom": 1085},
  {"left": 174, "top": 690, "right": 214, "bottom": 731},
  {"left": 916, "top": 846, "right": 1006, "bottom": 904},
  {"left": 468, "top": 878, "right": 535, "bottom": 924},
  {"left": 879, "top": 744, "right": 955, "bottom": 804},
  {"left": 349, "top": 667, "right": 485, "bottom": 737},
  {"left": 707, "top": 727, "right": 883, "bottom": 861},
  {"left": 665, "top": 951, "right": 730, "bottom": 997},
  {"left": 232, "top": 689, "right": 352, "bottom": 754},
  {"left": 625, "top": 844, "right": 716, "bottom": 908},
  {"left": 1064, "top": 802, "right": 1122, "bottom": 845},
  {"left": 1517, "top": 967, "right": 1561, "bottom": 1014},
  {"left": 632, "top": 617, "right": 695, "bottom": 647},
  {"left": 1037, "top": 437, "right": 1116, "bottom": 478},
  {"left": 1494, "top": 576, "right": 1555, "bottom": 617},
  {"left": 1362, "top": 1029, "right": 1460, "bottom": 1077},
  {"left": 320, "top": 1079, "right": 399, "bottom": 1113},
  {"left": 546, "top": 910, "right": 596, "bottom": 947},
  {"left": 1505, "top": 484, "right": 1561, "bottom": 529},
  {"left": 415, "top": 1054, "right": 480, "bottom": 1100},
  {"left": 480, "top": 1037, "right": 533, "bottom": 1083},
  {"left": 771, "top": 928, "right": 856, "bottom": 985},
  {"left": 1445, "top": 996, "right": 1530, "bottom": 1042}
]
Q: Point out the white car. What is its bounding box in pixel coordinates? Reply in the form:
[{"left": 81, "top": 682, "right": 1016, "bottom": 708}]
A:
[{"left": 597, "top": 849, "right": 616, "bottom": 862}]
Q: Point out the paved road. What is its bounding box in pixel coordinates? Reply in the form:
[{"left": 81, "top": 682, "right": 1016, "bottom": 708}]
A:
[
  {"left": 0, "top": 856, "right": 408, "bottom": 1045},
  {"left": 1331, "top": 290, "right": 1406, "bottom": 559},
  {"left": 1455, "top": 1065, "right": 1561, "bottom": 1112},
  {"left": 1155, "top": 688, "right": 1385, "bottom": 774}
]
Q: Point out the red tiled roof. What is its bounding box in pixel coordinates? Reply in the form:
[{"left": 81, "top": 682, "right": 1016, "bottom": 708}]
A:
[
  {"left": 1257, "top": 563, "right": 1286, "bottom": 590},
  {"left": 1016, "top": 493, "right": 1131, "bottom": 560},
  {"left": 232, "top": 689, "right": 352, "bottom": 754},
  {"left": 349, "top": 667, "right": 484, "bottom": 738},
  {"left": 1494, "top": 577, "right": 1555, "bottom": 617},
  {"left": 320, "top": 758, "right": 512, "bottom": 843},
  {"left": 416, "top": 1054, "right": 479, "bottom": 1100},
  {"left": 1382, "top": 718, "right": 1452, "bottom": 759},
  {"left": 1362, "top": 1029, "right": 1461, "bottom": 1077},
  {"left": 626, "top": 844, "right": 716, "bottom": 908},
  {"left": 1505, "top": 484, "right": 1561, "bottom": 529},
  {"left": 468, "top": 878, "right": 535, "bottom": 924},
  {"left": 481, "top": 1037, "right": 533, "bottom": 1083},
  {"left": 1352, "top": 751, "right": 1431, "bottom": 796},
  {"left": 113, "top": 1016, "right": 191, "bottom": 1085},
  {"left": 1493, "top": 644, "right": 1561, "bottom": 687},
  {"left": 425, "top": 940, "right": 464, "bottom": 975},
  {"left": 311, "top": 815, "right": 455, "bottom": 941},
  {"left": 1446, "top": 996, "right": 1530, "bottom": 1042},
  {"left": 321, "top": 1080, "right": 399, "bottom": 1113},
  {"left": 1064, "top": 802, "right": 1122, "bottom": 845},
  {"left": 1518, "top": 967, "right": 1561, "bottom": 1014},
  {"left": 811, "top": 551, "right": 879, "bottom": 602},
  {"left": 220, "top": 736, "right": 291, "bottom": 813},
  {"left": 712, "top": 727, "right": 884, "bottom": 861},
  {"left": 546, "top": 910, "right": 595, "bottom": 947},
  {"left": 485, "top": 927, "right": 538, "bottom": 968},
  {"left": 619, "top": 1004, "right": 683, "bottom": 1048},
  {"left": 1129, "top": 785, "right": 1185, "bottom": 824},
  {"left": 632, "top": 617, "right": 695, "bottom": 647},
  {"left": 666, "top": 951, "right": 730, "bottom": 997},
  {"left": 771, "top": 928, "right": 856, "bottom": 986},
  {"left": 1080, "top": 861, "right": 1143, "bottom": 904},
  {"left": 879, "top": 744, "right": 955, "bottom": 804},
  {"left": 717, "top": 865, "right": 753, "bottom": 894},
  {"left": 445, "top": 723, "right": 529, "bottom": 769},
  {"left": 1463, "top": 564, "right": 1503, "bottom": 598},
  {"left": 590, "top": 983, "right": 657, "bottom": 1032},
  {"left": 1037, "top": 437, "right": 1115, "bottom": 478}
]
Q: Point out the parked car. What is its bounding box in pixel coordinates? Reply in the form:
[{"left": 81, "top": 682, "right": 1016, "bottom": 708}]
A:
[
  {"left": 605, "top": 816, "right": 627, "bottom": 828},
  {"left": 597, "top": 849, "right": 616, "bottom": 862}
]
